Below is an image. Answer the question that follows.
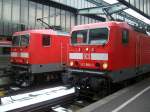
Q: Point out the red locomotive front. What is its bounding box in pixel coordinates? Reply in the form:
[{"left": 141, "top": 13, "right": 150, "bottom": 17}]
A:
[
  {"left": 68, "top": 22, "right": 116, "bottom": 77},
  {"left": 68, "top": 21, "right": 150, "bottom": 94},
  {"left": 11, "top": 33, "right": 30, "bottom": 65},
  {"left": 10, "top": 29, "right": 70, "bottom": 86},
  {"left": 69, "top": 27, "right": 109, "bottom": 72}
]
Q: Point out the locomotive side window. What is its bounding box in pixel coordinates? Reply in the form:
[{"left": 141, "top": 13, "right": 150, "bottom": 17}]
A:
[
  {"left": 71, "top": 30, "right": 87, "bottom": 44},
  {"left": 42, "top": 35, "right": 50, "bottom": 46},
  {"left": 89, "top": 28, "right": 108, "bottom": 44},
  {"left": 122, "top": 30, "right": 129, "bottom": 44}
]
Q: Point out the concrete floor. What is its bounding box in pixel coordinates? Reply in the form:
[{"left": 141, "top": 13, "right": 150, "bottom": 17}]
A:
[{"left": 79, "top": 77, "right": 150, "bottom": 112}]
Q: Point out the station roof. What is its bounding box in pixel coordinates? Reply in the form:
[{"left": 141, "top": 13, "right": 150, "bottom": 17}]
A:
[{"left": 78, "top": 0, "right": 150, "bottom": 32}]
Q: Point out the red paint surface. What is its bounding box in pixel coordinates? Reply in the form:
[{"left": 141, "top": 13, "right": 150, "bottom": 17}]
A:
[
  {"left": 69, "top": 21, "right": 150, "bottom": 71},
  {"left": 11, "top": 29, "right": 70, "bottom": 65}
]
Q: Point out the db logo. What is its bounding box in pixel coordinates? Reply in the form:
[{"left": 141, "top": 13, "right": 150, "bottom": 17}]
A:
[{"left": 83, "top": 53, "right": 91, "bottom": 60}]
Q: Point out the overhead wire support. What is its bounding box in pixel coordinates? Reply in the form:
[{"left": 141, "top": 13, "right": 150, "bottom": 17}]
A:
[
  {"left": 37, "top": 18, "right": 52, "bottom": 29},
  {"left": 78, "top": 2, "right": 127, "bottom": 21},
  {"left": 37, "top": 17, "right": 62, "bottom": 30}
]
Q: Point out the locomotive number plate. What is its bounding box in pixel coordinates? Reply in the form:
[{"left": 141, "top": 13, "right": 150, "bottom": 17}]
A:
[{"left": 80, "top": 62, "right": 94, "bottom": 67}]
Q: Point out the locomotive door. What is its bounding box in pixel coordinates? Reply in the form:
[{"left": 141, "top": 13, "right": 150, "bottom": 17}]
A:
[
  {"left": 60, "top": 39, "right": 66, "bottom": 65},
  {"left": 60, "top": 40, "right": 63, "bottom": 64},
  {"left": 136, "top": 36, "right": 141, "bottom": 67}
]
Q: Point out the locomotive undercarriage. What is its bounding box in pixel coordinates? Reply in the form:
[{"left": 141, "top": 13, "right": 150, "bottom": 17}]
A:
[
  {"left": 67, "top": 69, "right": 112, "bottom": 100},
  {"left": 67, "top": 66, "right": 150, "bottom": 100},
  {"left": 7, "top": 64, "right": 62, "bottom": 87}
]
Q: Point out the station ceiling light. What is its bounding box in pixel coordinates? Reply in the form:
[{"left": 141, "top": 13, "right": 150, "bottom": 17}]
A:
[
  {"left": 102, "top": 0, "right": 150, "bottom": 25},
  {"left": 102, "top": 0, "right": 119, "bottom": 4},
  {"left": 124, "top": 8, "right": 150, "bottom": 24}
]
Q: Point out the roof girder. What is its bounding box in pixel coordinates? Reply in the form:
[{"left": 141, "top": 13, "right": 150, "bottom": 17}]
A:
[
  {"left": 78, "top": 3, "right": 127, "bottom": 15},
  {"left": 79, "top": 0, "right": 150, "bottom": 31}
]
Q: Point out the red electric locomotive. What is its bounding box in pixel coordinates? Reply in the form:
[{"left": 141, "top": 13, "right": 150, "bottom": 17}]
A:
[
  {"left": 10, "top": 29, "right": 69, "bottom": 86},
  {"left": 68, "top": 21, "right": 150, "bottom": 93}
]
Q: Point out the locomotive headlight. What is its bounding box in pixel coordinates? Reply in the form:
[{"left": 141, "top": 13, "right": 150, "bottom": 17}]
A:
[
  {"left": 85, "top": 48, "right": 89, "bottom": 51},
  {"left": 70, "top": 61, "right": 74, "bottom": 66},
  {"left": 91, "top": 48, "right": 95, "bottom": 52},
  {"left": 102, "top": 62, "right": 108, "bottom": 70}
]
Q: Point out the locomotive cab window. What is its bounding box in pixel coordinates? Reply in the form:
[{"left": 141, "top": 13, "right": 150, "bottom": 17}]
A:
[
  {"left": 42, "top": 35, "right": 51, "bottom": 46},
  {"left": 12, "top": 34, "right": 29, "bottom": 46},
  {"left": 71, "top": 30, "right": 87, "bottom": 45},
  {"left": 20, "top": 34, "right": 29, "bottom": 46},
  {"left": 122, "top": 30, "right": 129, "bottom": 44},
  {"left": 12, "top": 36, "right": 20, "bottom": 46},
  {"left": 89, "top": 28, "right": 108, "bottom": 44}
]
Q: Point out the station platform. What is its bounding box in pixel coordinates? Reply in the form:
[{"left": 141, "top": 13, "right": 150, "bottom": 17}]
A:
[
  {"left": 0, "top": 86, "right": 75, "bottom": 112},
  {"left": 79, "top": 77, "right": 150, "bottom": 112}
]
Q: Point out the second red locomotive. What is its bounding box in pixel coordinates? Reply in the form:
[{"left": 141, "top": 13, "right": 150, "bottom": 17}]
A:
[
  {"left": 68, "top": 21, "right": 150, "bottom": 93},
  {"left": 10, "top": 29, "right": 69, "bottom": 86}
]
